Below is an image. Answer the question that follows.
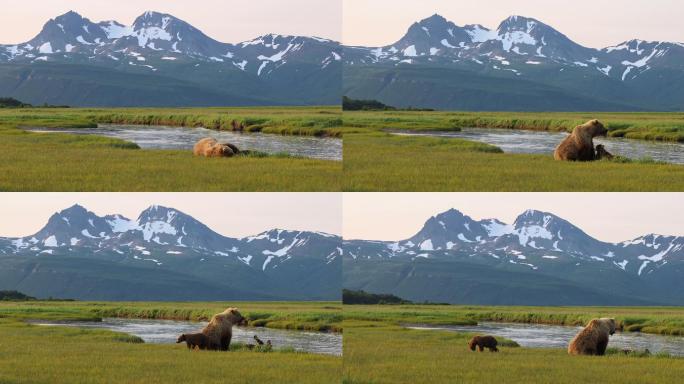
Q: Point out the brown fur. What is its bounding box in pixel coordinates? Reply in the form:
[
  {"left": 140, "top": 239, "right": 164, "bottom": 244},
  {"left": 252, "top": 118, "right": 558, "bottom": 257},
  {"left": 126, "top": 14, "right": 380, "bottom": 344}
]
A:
[
  {"left": 192, "top": 138, "right": 240, "bottom": 158},
  {"left": 231, "top": 120, "right": 245, "bottom": 131},
  {"left": 201, "top": 307, "right": 246, "bottom": 351},
  {"left": 554, "top": 119, "right": 608, "bottom": 161},
  {"left": 568, "top": 318, "right": 617, "bottom": 356},
  {"left": 595, "top": 144, "right": 614, "bottom": 160},
  {"left": 468, "top": 335, "right": 499, "bottom": 352},
  {"left": 177, "top": 333, "right": 211, "bottom": 350}
]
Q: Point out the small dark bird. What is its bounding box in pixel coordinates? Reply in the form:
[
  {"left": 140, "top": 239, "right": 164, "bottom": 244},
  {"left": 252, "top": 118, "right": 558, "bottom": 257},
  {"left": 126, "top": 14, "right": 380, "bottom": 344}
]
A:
[{"left": 254, "top": 335, "right": 265, "bottom": 345}]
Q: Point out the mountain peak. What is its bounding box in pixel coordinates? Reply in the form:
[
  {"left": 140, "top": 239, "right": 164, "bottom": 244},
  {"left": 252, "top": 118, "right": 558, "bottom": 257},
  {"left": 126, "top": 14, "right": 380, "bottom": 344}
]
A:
[
  {"left": 138, "top": 205, "right": 181, "bottom": 221},
  {"left": 54, "top": 10, "right": 85, "bottom": 22},
  {"left": 514, "top": 209, "right": 557, "bottom": 226},
  {"left": 56, "top": 204, "right": 94, "bottom": 220},
  {"left": 61, "top": 203, "right": 87, "bottom": 213},
  {"left": 419, "top": 14, "right": 448, "bottom": 25},
  {"left": 498, "top": 15, "right": 541, "bottom": 30},
  {"left": 141, "top": 11, "right": 168, "bottom": 19},
  {"left": 133, "top": 11, "right": 179, "bottom": 30},
  {"left": 435, "top": 208, "right": 466, "bottom": 219}
]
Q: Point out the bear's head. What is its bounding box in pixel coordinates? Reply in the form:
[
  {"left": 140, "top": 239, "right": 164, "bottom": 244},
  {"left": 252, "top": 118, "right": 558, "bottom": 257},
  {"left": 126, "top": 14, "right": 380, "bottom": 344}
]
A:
[
  {"left": 221, "top": 307, "right": 247, "bottom": 326},
  {"left": 468, "top": 337, "right": 478, "bottom": 351},
  {"left": 586, "top": 119, "right": 607, "bottom": 137},
  {"left": 176, "top": 334, "right": 187, "bottom": 343},
  {"left": 219, "top": 144, "right": 235, "bottom": 157},
  {"left": 600, "top": 318, "right": 618, "bottom": 335}
]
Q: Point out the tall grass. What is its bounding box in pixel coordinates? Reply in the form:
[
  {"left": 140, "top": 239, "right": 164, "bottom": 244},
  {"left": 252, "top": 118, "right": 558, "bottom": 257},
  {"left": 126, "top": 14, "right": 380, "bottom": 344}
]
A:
[
  {"left": 342, "top": 127, "right": 684, "bottom": 191},
  {"left": 345, "top": 110, "right": 684, "bottom": 142},
  {"left": 0, "top": 107, "right": 342, "bottom": 191},
  {"left": 343, "top": 305, "right": 684, "bottom": 335},
  {"left": 0, "top": 301, "right": 343, "bottom": 332},
  {"left": 343, "top": 323, "right": 683, "bottom": 384},
  {"left": 0, "top": 316, "right": 340, "bottom": 384},
  {"left": 343, "top": 306, "right": 684, "bottom": 384}
]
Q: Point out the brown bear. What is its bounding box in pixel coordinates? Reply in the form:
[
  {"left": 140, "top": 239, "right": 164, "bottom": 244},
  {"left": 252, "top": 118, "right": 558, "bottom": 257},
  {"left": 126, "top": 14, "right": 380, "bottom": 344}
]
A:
[
  {"left": 192, "top": 138, "right": 240, "bottom": 158},
  {"left": 177, "top": 333, "right": 211, "bottom": 350},
  {"left": 468, "top": 335, "right": 499, "bottom": 352},
  {"left": 568, "top": 318, "right": 617, "bottom": 356},
  {"left": 595, "top": 144, "right": 614, "bottom": 160},
  {"left": 201, "top": 307, "right": 247, "bottom": 351},
  {"left": 553, "top": 119, "right": 608, "bottom": 161}
]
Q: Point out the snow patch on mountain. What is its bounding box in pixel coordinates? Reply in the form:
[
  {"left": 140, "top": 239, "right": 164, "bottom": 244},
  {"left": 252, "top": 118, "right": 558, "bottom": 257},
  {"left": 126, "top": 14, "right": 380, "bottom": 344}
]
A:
[
  {"left": 139, "top": 221, "right": 177, "bottom": 241},
  {"left": 482, "top": 220, "right": 514, "bottom": 237},
  {"left": 44, "top": 236, "right": 58, "bottom": 247}
]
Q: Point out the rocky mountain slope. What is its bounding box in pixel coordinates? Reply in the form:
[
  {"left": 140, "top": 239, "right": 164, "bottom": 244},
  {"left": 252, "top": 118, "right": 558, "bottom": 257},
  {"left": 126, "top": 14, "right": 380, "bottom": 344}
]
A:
[
  {"left": 0, "top": 11, "right": 341, "bottom": 106},
  {"left": 344, "top": 208, "right": 684, "bottom": 305},
  {"left": 344, "top": 14, "right": 684, "bottom": 111},
  {"left": 0, "top": 204, "right": 341, "bottom": 300}
]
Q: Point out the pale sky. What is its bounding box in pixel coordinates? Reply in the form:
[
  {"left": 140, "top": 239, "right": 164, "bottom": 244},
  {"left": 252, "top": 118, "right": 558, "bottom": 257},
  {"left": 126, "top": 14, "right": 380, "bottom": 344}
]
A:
[
  {"left": 343, "top": 0, "right": 684, "bottom": 47},
  {"left": 0, "top": 193, "right": 341, "bottom": 238},
  {"left": 344, "top": 193, "right": 684, "bottom": 243},
  {"left": 0, "top": 0, "right": 341, "bottom": 45}
]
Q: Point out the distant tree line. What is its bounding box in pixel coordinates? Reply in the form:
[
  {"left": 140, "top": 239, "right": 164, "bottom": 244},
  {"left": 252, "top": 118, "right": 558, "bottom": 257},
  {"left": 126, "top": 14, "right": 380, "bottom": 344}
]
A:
[
  {"left": 0, "top": 290, "right": 37, "bottom": 301},
  {"left": 342, "top": 289, "right": 412, "bottom": 305},
  {"left": 342, "top": 96, "right": 435, "bottom": 111},
  {"left": 342, "top": 96, "right": 396, "bottom": 111},
  {"left": 0, "top": 97, "right": 69, "bottom": 108},
  {"left": 0, "top": 290, "right": 75, "bottom": 301}
]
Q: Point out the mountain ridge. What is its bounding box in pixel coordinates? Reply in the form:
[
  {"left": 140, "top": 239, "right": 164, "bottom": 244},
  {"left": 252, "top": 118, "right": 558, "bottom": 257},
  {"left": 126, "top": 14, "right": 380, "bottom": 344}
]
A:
[
  {"left": 0, "top": 204, "right": 341, "bottom": 301},
  {"left": 344, "top": 14, "right": 684, "bottom": 111},
  {"left": 0, "top": 10, "right": 341, "bottom": 106},
  {"left": 343, "top": 208, "right": 684, "bottom": 305}
]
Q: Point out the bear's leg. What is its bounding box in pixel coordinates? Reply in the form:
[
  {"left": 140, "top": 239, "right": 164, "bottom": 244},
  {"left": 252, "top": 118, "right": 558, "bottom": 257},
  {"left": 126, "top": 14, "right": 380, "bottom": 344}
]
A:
[
  {"left": 597, "top": 339, "right": 609, "bottom": 356},
  {"left": 478, "top": 345, "right": 484, "bottom": 352},
  {"left": 491, "top": 346, "right": 498, "bottom": 352},
  {"left": 220, "top": 334, "right": 232, "bottom": 351}
]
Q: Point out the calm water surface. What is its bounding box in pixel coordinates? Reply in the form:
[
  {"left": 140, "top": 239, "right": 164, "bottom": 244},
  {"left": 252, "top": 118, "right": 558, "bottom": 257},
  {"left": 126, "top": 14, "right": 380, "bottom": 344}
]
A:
[
  {"left": 35, "top": 318, "right": 342, "bottom": 356},
  {"left": 407, "top": 322, "right": 684, "bottom": 356},
  {"left": 27, "top": 124, "right": 342, "bottom": 161},
  {"left": 389, "top": 128, "right": 684, "bottom": 164}
]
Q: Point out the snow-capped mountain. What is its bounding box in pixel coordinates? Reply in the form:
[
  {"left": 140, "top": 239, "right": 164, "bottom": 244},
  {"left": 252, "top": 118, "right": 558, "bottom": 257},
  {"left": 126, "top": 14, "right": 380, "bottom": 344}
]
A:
[
  {"left": 0, "top": 11, "right": 341, "bottom": 106},
  {"left": 0, "top": 205, "right": 341, "bottom": 300},
  {"left": 344, "top": 208, "right": 684, "bottom": 305},
  {"left": 344, "top": 14, "right": 684, "bottom": 111}
]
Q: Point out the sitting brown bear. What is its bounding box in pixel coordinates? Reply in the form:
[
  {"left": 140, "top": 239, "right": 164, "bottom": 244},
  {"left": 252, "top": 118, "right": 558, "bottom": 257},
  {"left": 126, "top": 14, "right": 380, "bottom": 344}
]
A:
[
  {"left": 554, "top": 119, "right": 608, "bottom": 161},
  {"left": 177, "top": 333, "right": 210, "bottom": 350},
  {"left": 468, "top": 335, "right": 499, "bottom": 352},
  {"left": 568, "top": 318, "right": 617, "bottom": 356},
  {"left": 201, "top": 307, "right": 247, "bottom": 351},
  {"left": 595, "top": 144, "right": 614, "bottom": 160},
  {"left": 193, "top": 138, "right": 241, "bottom": 158}
]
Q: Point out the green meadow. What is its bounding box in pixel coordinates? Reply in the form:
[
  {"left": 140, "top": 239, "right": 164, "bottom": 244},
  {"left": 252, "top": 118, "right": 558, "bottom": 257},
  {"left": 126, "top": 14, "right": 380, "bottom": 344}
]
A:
[
  {"left": 344, "top": 110, "right": 684, "bottom": 141},
  {"left": 343, "top": 111, "right": 684, "bottom": 191},
  {"left": 343, "top": 304, "right": 684, "bottom": 335},
  {"left": 343, "top": 305, "right": 684, "bottom": 384},
  {"left": 0, "top": 107, "right": 342, "bottom": 191},
  {"left": 0, "top": 301, "right": 341, "bottom": 384}
]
